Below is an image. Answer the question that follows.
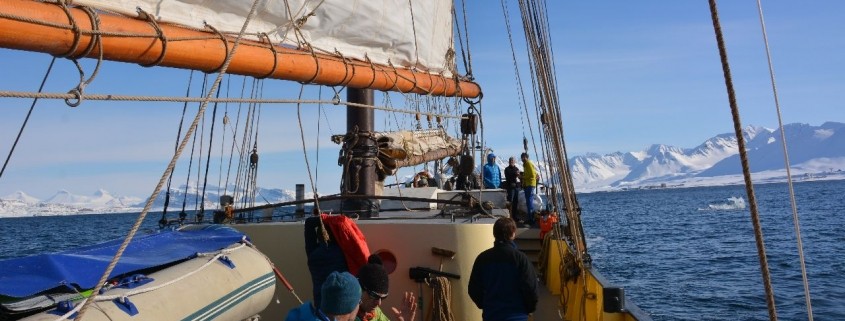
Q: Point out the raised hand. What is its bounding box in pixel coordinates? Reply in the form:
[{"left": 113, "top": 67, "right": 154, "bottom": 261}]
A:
[{"left": 390, "top": 291, "right": 417, "bottom": 321}]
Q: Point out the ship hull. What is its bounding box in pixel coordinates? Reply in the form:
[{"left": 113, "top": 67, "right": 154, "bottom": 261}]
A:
[{"left": 236, "top": 213, "right": 651, "bottom": 321}]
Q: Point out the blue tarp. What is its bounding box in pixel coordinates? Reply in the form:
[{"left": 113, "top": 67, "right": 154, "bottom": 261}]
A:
[{"left": 0, "top": 225, "right": 246, "bottom": 298}]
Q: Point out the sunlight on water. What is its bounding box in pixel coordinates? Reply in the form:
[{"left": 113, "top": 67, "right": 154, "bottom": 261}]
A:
[{"left": 699, "top": 196, "right": 746, "bottom": 211}]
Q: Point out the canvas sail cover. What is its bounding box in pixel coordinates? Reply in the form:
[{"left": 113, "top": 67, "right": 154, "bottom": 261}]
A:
[
  {"left": 375, "top": 129, "right": 463, "bottom": 174},
  {"left": 75, "top": 0, "right": 455, "bottom": 76},
  {"left": 332, "top": 129, "right": 462, "bottom": 175}
]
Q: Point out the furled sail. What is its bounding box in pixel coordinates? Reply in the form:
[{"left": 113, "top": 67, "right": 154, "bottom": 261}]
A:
[
  {"left": 75, "top": 0, "right": 455, "bottom": 76},
  {"left": 334, "top": 129, "right": 462, "bottom": 176},
  {"left": 0, "top": 0, "right": 479, "bottom": 97}
]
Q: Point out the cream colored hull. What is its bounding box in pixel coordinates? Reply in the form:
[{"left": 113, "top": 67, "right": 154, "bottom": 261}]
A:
[
  {"left": 237, "top": 216, "right": 650, "bottom": 321},
  {"left": 22, "top": 244, "right": 275, "bottom": 321},
  {"left": 237, "top": 219, "right": 492, "bottom": 321}
]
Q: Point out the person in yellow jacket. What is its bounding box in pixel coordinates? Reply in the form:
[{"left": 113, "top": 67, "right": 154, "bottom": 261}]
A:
[{"left": 521, "top": 153, "right": 538, "bottom": 227}]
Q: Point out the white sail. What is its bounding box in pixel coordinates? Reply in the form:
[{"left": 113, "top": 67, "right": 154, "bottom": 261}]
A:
[{"left": 75, "top": 0, "right": 455, "bottom": 75}]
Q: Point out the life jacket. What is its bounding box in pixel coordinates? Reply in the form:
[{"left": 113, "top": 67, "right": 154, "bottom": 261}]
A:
[
  {"left": 539, "top": 213, "right": 559, "bottom": 239},
  {"left": 320, "top": 214, "right": 371, "bottom": 276}
]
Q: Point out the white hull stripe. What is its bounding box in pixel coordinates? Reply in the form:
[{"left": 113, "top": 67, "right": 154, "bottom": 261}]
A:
[{"left": 181, "top": 272, "right": 275, "bottom": 321}]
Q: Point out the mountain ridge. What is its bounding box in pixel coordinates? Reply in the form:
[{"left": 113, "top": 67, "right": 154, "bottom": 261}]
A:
[
  {"left": 2, "top": 122, "right": 844, "bottom": 217},
  {"left": 572, "top": 122, "right": 845, "bottom": 191}
]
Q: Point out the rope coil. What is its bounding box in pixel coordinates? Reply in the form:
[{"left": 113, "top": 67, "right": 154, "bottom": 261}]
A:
[
  {"left": 256, "top": 33, "right": 279, "bottom": 79},
  {"left": 53, "top": 0, "right": 82, "bottom": 58},
  {"left": 203, "top": 23, "right": 231, "bottom": 74},
  {"left": 137, "top": 8, "right": 168, "bottom": 68}
]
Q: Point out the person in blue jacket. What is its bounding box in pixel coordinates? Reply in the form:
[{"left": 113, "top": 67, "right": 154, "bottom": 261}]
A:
[
  {"left": 468, "top": 217, "right": 538, "bottom": 321},
  {"left": 482, "top": 153, "right": 502, "bottom": 189},
  {"left": 285, "top": 271, "right": 362, "bottom": 321}
]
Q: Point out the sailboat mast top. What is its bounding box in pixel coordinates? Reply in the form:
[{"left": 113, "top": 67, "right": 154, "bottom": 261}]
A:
[{"left": 0, "top": 0, "right": 481, "bottom": 98}]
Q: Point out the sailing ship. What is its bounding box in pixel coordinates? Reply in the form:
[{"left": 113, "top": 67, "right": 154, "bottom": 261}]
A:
[{"left": 2, "top": 0, "right": 820, "bottom": 320}]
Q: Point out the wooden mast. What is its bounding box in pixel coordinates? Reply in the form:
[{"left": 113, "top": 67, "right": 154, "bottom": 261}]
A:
[
  {"left": 342, "top": 88, "right": 379, "bottom": 218},
  {"left": 0, "top": 0, "right": 481, "bottom": 98}
]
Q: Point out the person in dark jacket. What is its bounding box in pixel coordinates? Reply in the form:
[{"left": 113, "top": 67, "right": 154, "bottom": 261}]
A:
[
  {"left": 468, "top": 217, "right": 538, "bottom": 321},
  {"left": 503, "top": 156, "right": 521, "bottom": 217}
]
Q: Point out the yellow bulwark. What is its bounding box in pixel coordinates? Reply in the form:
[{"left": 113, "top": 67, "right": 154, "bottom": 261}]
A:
[{"left": 538, "top": 234, "right": 650, "bottom": 321}]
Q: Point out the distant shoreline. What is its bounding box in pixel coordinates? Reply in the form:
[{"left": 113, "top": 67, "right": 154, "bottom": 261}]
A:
[
  {"left": 578, "top": 171, "right": 845, "bottom": 194},
  {"left": 3, "top": 174, "right": 843, "bottom": 218}
]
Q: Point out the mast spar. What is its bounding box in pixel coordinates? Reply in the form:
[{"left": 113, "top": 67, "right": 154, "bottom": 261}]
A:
[
  {"left": 0, "top": 0, "right": 481, "bottom": 98},
  {"left": 342, "top": 89, "right": 378, "bottom": 218}
]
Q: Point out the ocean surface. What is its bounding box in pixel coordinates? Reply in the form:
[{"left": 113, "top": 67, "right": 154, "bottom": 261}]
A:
[
  {"left": 1, "top": 180, "right": 843, "bottom": 320},
  {"left": 579, "top": 179, "right": 845, "bottom": 321}
]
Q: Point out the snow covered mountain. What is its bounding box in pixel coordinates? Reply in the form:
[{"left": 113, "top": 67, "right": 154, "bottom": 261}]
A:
[
  {"left": 1, "top": 191, "right": 40, "bottom": 204},
  {"left": 0, "top": 189, "right": 145, "bottom": 217},
  {"left": 0, "top": 185, "right": 299, "bottom": 217},
  {"left": 141, "top": 184, "right": 300, "bottom": 210},
  {"left": 572, "top": 122, "right": 845, "bottom": 191},
  {"left": 2, "top": 122, "right": 843, "bottom": 217}
]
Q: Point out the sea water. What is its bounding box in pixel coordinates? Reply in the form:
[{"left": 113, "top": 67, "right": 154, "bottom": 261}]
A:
[
  {"left": 1, "top": 180, "right": 843, "bottom": 320},
  {"left": 579, "top": 179, "right": 845, "bottom": 320}
]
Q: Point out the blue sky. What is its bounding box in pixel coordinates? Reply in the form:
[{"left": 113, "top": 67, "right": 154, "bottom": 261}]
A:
[{"left": 1, "top": 1, "right": 843, "bottom": 199}]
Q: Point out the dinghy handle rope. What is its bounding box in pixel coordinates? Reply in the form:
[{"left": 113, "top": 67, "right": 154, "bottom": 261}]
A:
[
  {"left": 52, "top": 244, "right": 250, "bottom": 321},
  {"left": 74, "top": 0, "right": 264, "bottom": 319},
  {"left": 709, "top": 1, "right": 777, "bottom": 320},
  {"left": 754, "top": 1, "right": 814, "bottom": 319}
]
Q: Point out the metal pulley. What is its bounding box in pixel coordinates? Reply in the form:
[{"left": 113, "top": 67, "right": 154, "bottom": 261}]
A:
[
  {"left": 460, "top": 113, "right": 477, "bottom": 135},
  {"left": 250, "top": 148, "right": 259, "bottom": 165}
]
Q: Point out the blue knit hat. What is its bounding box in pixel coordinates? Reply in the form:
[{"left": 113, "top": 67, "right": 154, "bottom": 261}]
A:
[
  {"left": 320, "top": 271, "right": 361, "bottom": 315},
  {"left": 487, "top": 153, "right": 496, "bottom": 163}
]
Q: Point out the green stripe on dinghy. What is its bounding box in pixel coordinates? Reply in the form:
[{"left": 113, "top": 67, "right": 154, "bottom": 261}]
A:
[{"left": 181, "top": 272, "right": 275, "bottom": 321}]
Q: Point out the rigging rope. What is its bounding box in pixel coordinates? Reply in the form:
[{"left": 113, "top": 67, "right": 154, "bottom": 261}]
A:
[
  {"left": 708, "top": 1, "right": 778, "bottom": 320},
  {"left": 73, "top": 0, "right": 265, "bottom": 318},
  {"left": 754, "top": 1, "right": 813, "bottom": 319},
  {"left": 0, "top": 91, "right": 465, "bottom": 120},
  {"left": 195, "top": 84, "right": 207, "bottom": 217},
  {"left": 224, "top": 76, "right": 248, "bottom": 200},
  {"left": 217, "top": 75, "right": 232, "bottom": 198},
  {"left": 199, "top": 84, "right": 223, "bottom": 217},
  {"left": 460, "top": 0, "right": 474, "bottom": 79},
  {"left": 247, "top": 88, "right": 264, "bottom": 210},
  {"left": 295, "top": 84, "right": 329, "bottom": 242},
  {"left": 508, "top": 0, "right": 593, "bottom": 317},
  {"left": 0, "top": 57, "right": 55, "bottom": 180},
  {"left": 160, "top": 70, "right": 194, "bottom": 227},
  {"left": 182, "top": 76, "right": 207, "bottom": 221},
  {"left": 499, "top": 0, "right": 532, "bottom": 150}
]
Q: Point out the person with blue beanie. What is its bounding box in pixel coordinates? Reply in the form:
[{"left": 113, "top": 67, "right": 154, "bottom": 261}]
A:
[
  {"left": 482, "top": 152, "right": 502, "bottom": 189},
  {"left": 321, "top": 271, "right": 362, "bottom": 321},
  {"left": 285, "top": 270, "right": 361, "bottom": 321}
]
